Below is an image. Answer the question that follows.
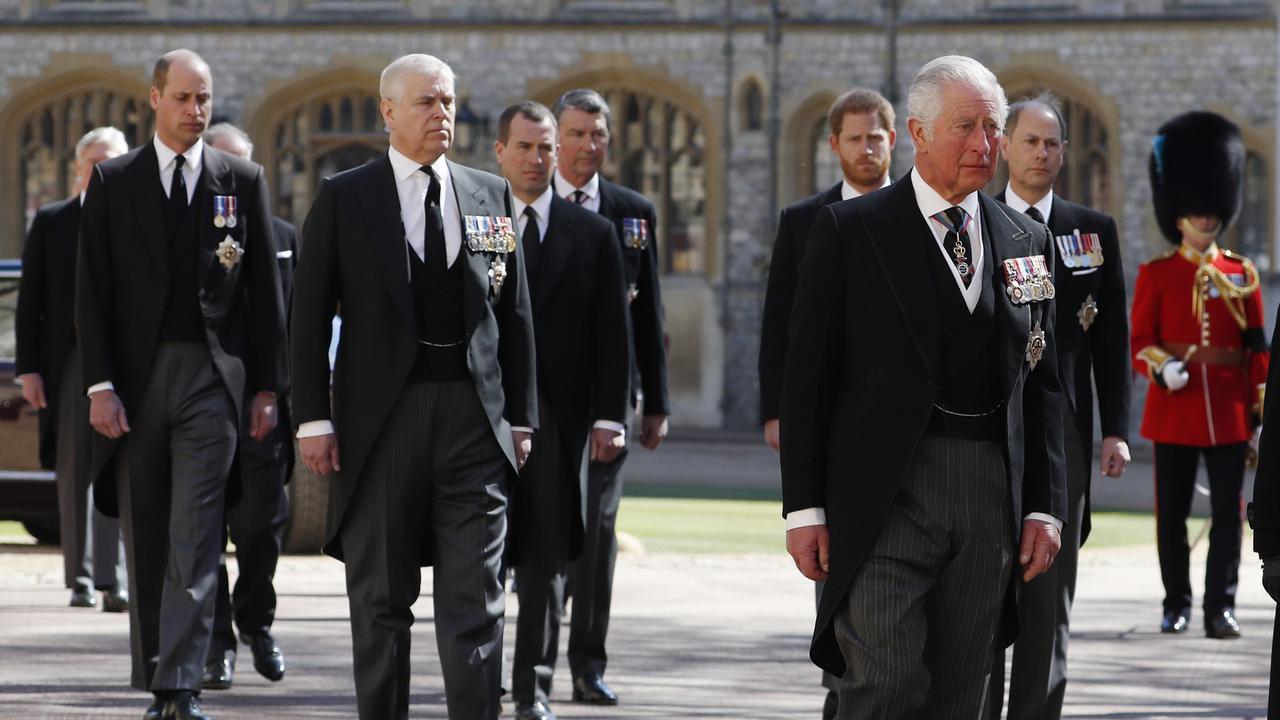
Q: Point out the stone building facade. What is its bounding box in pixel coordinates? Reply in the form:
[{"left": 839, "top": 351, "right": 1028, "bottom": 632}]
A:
[{"left": 0, "top": 0, "right": 1274, "bottom": 431}]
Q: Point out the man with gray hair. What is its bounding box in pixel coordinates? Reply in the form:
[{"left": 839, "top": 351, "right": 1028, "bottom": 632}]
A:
[
  {"left": 291, "top": 53, "right": 536, "bottom": 719},
  {"left": 17, "top": 126, "right": 130, "bottom": 612},
  {"left": 780, "top": 55, "right": 1066, "bottom": 716},
  {"left": 200, "top": 122, "right": 294, "bottom": 693}
]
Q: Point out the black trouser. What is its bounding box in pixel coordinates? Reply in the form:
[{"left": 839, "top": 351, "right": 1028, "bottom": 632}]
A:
[
  {"left": 209, "top": 421, "right": 289, "bottom": 656},
  {"left": 1153, "top": 441, "right": 1247, "bottom": 616}
]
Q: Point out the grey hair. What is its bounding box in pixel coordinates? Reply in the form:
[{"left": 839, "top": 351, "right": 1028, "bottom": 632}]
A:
[
  {"left": 380, "top": 53, "right": 456, "bottom": 103},
  {"left": 551, "top": 88, "right": 612, "bottom": 130},
  {"left": 907, "top": 55, "right": 1008, "bottom": 140},
  {"left": 204, "top": 122, "right": 253, "bottom": 158},
  {"left": 75, "top": 126, "right": 128, "bottom": 161}
]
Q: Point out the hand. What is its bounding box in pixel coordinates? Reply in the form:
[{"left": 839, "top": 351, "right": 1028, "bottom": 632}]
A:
[
  {"left": 248, "top": 391, "right": 278, "bottom": 442},
  {"left": 638, "top": 414, "right": 668, "bottom": 451},
  {"left": 513, "top": 429, "right": 532, "bottom": 469},
  {"left": 590, "top": 427, "right": 625, "bottom": 463},
  {"left": 1099, "top": 436, "right": 1131, "bottom": 477},
  {"left": 763, "top": 418, "right": 780, "bottom": 452},
  {"left": 1263, "top": 556, "right": 1280, "bottom": 603},
  {"left": 18, "top": 373, "right": 46, "bottom": 409},
  {"left": 786, "top": 524, "right": 830, "bottom": 582},
  {"left": 1162, "top": 360, "right": 1189, "bottom": 391},
  {"left": 1019, "top": 517, "right": 1061, "bottom": 582},
  {"left": 88, "top": 389, "right": 130, "bottom": 439},
  {"left": 299, "top": 433, "right": 340, "bottom": 475}
]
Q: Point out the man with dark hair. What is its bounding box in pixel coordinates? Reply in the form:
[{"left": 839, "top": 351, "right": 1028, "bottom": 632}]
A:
[
  {"left": 781, "top": 55, "right": 1065, "bottom": 716},
  {"left": 291, "top": 53, "right": 537, "bottom": 719},
  {"left": 17, "top": 126, "right": 130, "bottom": 613},
  {"left": 495, "top": 100, "right": 629, "bottom": 720},
  {"left": 758, "top": 85, "right": 895, "bottom": 719},
  {"left": 987, "top": 93, "right": 1131, "bottom": 720},
  {"left": 77, "top": 49, "right": 286, "bottom": 720},
  {"left": 199, "top": 122, "right": 294, "bottom": 692},
  {"left": 1133, "top": 110, "right": 1265, "bottom": 641},
  {"left": 549, "top": 87, "right": 670, "bottom": 706}
]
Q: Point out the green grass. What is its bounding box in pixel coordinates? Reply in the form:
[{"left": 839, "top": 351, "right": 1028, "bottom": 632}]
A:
[{"left": 618, "top": 497, "right": 785, "bottom": 554}]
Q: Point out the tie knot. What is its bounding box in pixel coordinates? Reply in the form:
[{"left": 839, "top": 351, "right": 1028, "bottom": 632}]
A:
[
  {"left": 173, "top": 154, "right": 185, "bottom": 170},
  {"left": 934, "top": 206, "right": 969, "bottom": 234},
  {"left": 572, "top": 190, "right": 587, "bottom": 205},
  {"left": 420, "top": 165, "right": 435, "bottom": 180},
  {"left": 523, "top": 206, "right": 537, "bottom": 219},
  {"left": 1025, "top": 206, "right": 1045, "bottom": 224}
]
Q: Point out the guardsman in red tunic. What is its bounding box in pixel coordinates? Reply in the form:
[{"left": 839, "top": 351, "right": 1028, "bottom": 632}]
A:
[{"left": 1132, "top": 110, "right": 1266, "bottom": 639}]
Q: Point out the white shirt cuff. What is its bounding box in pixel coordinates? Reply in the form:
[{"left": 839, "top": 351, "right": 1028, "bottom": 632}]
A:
[
  {"left": 1024, "top": 512, "right": 1063, "bottom": 531},
  {"left": 593, "top": 420, "right": 626, "bottom": 440},
  {"left": 87, "top": 381, "right": 114, "bottom": 397},
  {"left": 296, "top": 420, "right": 335, "bottom": 438},
  {"left": 785, "top": 507, "right": 827, "bottom": 530},
  {"left": 511, "top": 426, "right": 535, "bottom": 434}
]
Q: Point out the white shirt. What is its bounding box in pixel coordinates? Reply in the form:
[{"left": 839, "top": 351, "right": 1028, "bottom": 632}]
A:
[
  {"left": 840, "top": 174, "right": 891, "bottom": 201},
  {"left": 387, "top": 145, "right": 462, "bottom": 267},
  {"left": 1003, "top": 183, "right": 1054, "bottom": 226},
  {"left": 553, "top": 169, "right": 601, "bottom": 213},
  {"left": 86, "top": 136, "right": 204, "bottom": 397},
  {"left": 785, "top": 170, "right": 1062, "bottom": 532}
]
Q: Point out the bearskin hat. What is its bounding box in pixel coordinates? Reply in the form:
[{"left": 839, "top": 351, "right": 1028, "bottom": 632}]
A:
[{"left": 1149, "top": 110, "right": 1245, "bottom": 244}]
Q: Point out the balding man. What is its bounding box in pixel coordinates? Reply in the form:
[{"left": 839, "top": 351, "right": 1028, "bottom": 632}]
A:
[
  {"left": 780, "top": 55, "right": 1066, "bottom": 716},
  {"left": 77, "top": 49, "right": 286, "bottom": 720},
  {"left": 200, "top": 122, "right": 294, "bottom": 692},
  {"left": 17, "top": 126, "right": 130, "bottom": 613},
  {"left": 290, "top": 54, "right": 536, "bottom": 719}
]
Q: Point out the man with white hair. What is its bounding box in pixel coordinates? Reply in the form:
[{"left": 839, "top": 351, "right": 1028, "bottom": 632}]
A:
[
  {"left": 780, "top": 55, "right": 1066, "bottom": 716},
  {"left": 290, "top": 53, "right": 536, "bottom": 719},
  {"left": 17, "top": 126, "right": 130, "bottom": 612}
]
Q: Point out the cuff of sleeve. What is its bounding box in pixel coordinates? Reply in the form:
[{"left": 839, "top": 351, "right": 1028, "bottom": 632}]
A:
[
  {"left": 1136, "top": 345, "right": 1173, "bottom": 385},
  {"left": 511, "top": 426, "right": 535, "bottom": 434},
  {"left": 296, "top": 420, "right": 335, "bottom": 438},
  {"left": 785, "top": 507, "right": 827, "bottom": 530},
  {"left": 593, "top": 420, "right": 626, "bottom": 437},
  {"left": 86, "top": 381, "right": 114, "bottom": 397},
  {"left": 1024, "top": 511, "right": 1063, "bottom": 531},
  {"left": 1256, "top": 383, "right": 1266, "bottom": 417}
]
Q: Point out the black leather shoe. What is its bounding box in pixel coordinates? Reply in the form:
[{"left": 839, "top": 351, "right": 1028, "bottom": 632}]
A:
[
  {"left": 242, "top": 632, "right": 285, "bottom": 681},
  {"left": 572, "top": 673, "right": 619, "bottom": 705},
  {"left": 162, "top": 690, "right": 210, "bottom": 720},
  {"left": 201, "top": 649, "right": 235, "bottom": 690},
  {"left": 1160, "top": 609, "right": 1189, "bottom": 634},
  {"left": 822, "top": 689, "right": 838, "bottom": 720},
  {"left": 1205, "top": 609, "right": 1242, "bottom": 639},
  {"left": 143, "top": 696, "right": 165, "bottom": 720},
  {"left": 514, "top": 700, "right": 557, "bottom": 720},
  {"left": 69, "top": 587, "right": 96, "bottom": 608},
  {"left": 102, "top": 587, "right": 130, "bottom": 613}
]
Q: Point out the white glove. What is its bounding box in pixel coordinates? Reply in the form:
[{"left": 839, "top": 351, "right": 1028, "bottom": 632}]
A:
[{"left": 1161, "top": 360, "right": 1189, "bottom": 391}]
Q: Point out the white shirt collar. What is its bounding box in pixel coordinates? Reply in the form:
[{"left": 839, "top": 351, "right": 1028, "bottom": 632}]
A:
[
  {"left": 388, "top": 144, "right": 450, "bottom": 186},
  {"left": 911, "top": 168, "right": 979, "bottom": 227},
  {"left": 513, "top": 185, "right": 554, "bottom": 228},
  {"left": 554, "top": 168, "right": 599, "bottom": 200},
  {"left": 841, "top": 174, "right": 891, "bottom": 201},
  {"left": 153, "top": 135, "right": 203, "bottom": 175},
  {"left": 1003, "top": 182, "right": 1054, "bottom": 225}
]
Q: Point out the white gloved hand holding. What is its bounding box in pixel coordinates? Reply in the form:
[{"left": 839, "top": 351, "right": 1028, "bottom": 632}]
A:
[{"left": 1161, "top": 360, "right": 1190, "bottom": 391}]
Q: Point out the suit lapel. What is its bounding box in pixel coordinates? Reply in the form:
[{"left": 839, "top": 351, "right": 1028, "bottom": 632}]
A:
[
  {"left": 448, "top": 160, "right": 495, "bottom": 337},
  {"left": 356, "top": 157, "right": 415, "bottom": 329},
  {"left": 197, "top": 148, "right": 227, "bottom": 287},
  {"left": 863, "top": 179, "right": 940, "bottom": 379},
  {"left": 128, "top": 143, "right": 168, "bottom": 281},
  {"left": 979, "top": 193, "right": 1034, "bottom": 401},
  {"left": 533, "top": 196, "right": 575, "bottom": 310},
  {"left": 596, "top": 178, "right": 615, "bottom": 218}
]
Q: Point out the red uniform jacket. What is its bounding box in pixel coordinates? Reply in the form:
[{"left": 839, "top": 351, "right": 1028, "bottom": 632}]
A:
[{"left": 1132, "top": 243, "right": 1268, "bottom": 446}]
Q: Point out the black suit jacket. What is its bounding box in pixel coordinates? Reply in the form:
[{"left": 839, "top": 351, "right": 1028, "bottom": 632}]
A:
[
  {"left": 290, "top": 156, "right": 537, "bottom": 564},
  {"left": 758, "top": 182, "right": 844, "bottom": 422},
  {"left": 243, "top": 216, "right": 298, "bottom": 471},
  {"left": 16, "top": 197, "right": 80, "bottom": 470},
  {"left": 996, "top": 191, "right": 1130, "bottom": 544},
  {"left": 513, "top": 195, "right": 630, "bottom": 564},
  {"left": 77, "top": 141, "right": 287, "bottom": 516},
  {"left": 595, "top": 178, "right": 670, "bottom": 416},
  {"left": 779, "top": 176, "right": 1067, "bottom": 676},
  {"left": 1253, "top": 305, "right": 1280, "bottom": 557}
]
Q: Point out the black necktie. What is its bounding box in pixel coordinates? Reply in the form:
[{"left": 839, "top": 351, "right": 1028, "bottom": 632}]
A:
[
  {"left": 521, "top": 206, "right": 540, "bottom": 275},
  {"left": 572, "top": 190, "right": 587, "bottom": 205},
  {"left": 421, "top": 166, "right": 446, "bottom": 274},
  {"left": 1025, "top": 206, "right": 1045, "bottom": 225},
  {"left": 168, "top": 154, "right": 188, "bottom": 217},
  {"left": 934, "top": 206, "right": 974, "bottom": 288}
]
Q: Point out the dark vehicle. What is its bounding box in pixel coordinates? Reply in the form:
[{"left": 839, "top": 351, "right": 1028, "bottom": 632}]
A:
[{"left": 0, "top": 259, "right": 330, "bottom": 552}]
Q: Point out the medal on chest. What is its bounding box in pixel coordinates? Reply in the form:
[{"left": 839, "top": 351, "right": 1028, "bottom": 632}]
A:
[
  {"left": 622, "top": 217, "right": 650, "bottom": 250},
  {"left": 1002, "top": 255, "right": 1055, "bottom": 304},
  {"left": 1055, "top": 229, "right": 1104, "bottom": 270},
  {"left": 212, "top": 195, "right": 238, "bottom": 229},
  {"left": 1025, "top": 320, "right": 1046, "bottom": 370},
  {"left": 1077, "top": 294, "right": 1099, "bottom": 331},
  {"left": 216, "top": 235, "right": 244, "bottom": 270}
]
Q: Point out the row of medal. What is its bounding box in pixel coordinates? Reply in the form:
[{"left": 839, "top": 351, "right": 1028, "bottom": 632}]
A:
[
  {"left": 1055, "top": 230, "right": 1104, "bottom": 269},
  {"left": 1002, "top": 255, "right": 1056, "bottom": 305}
]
